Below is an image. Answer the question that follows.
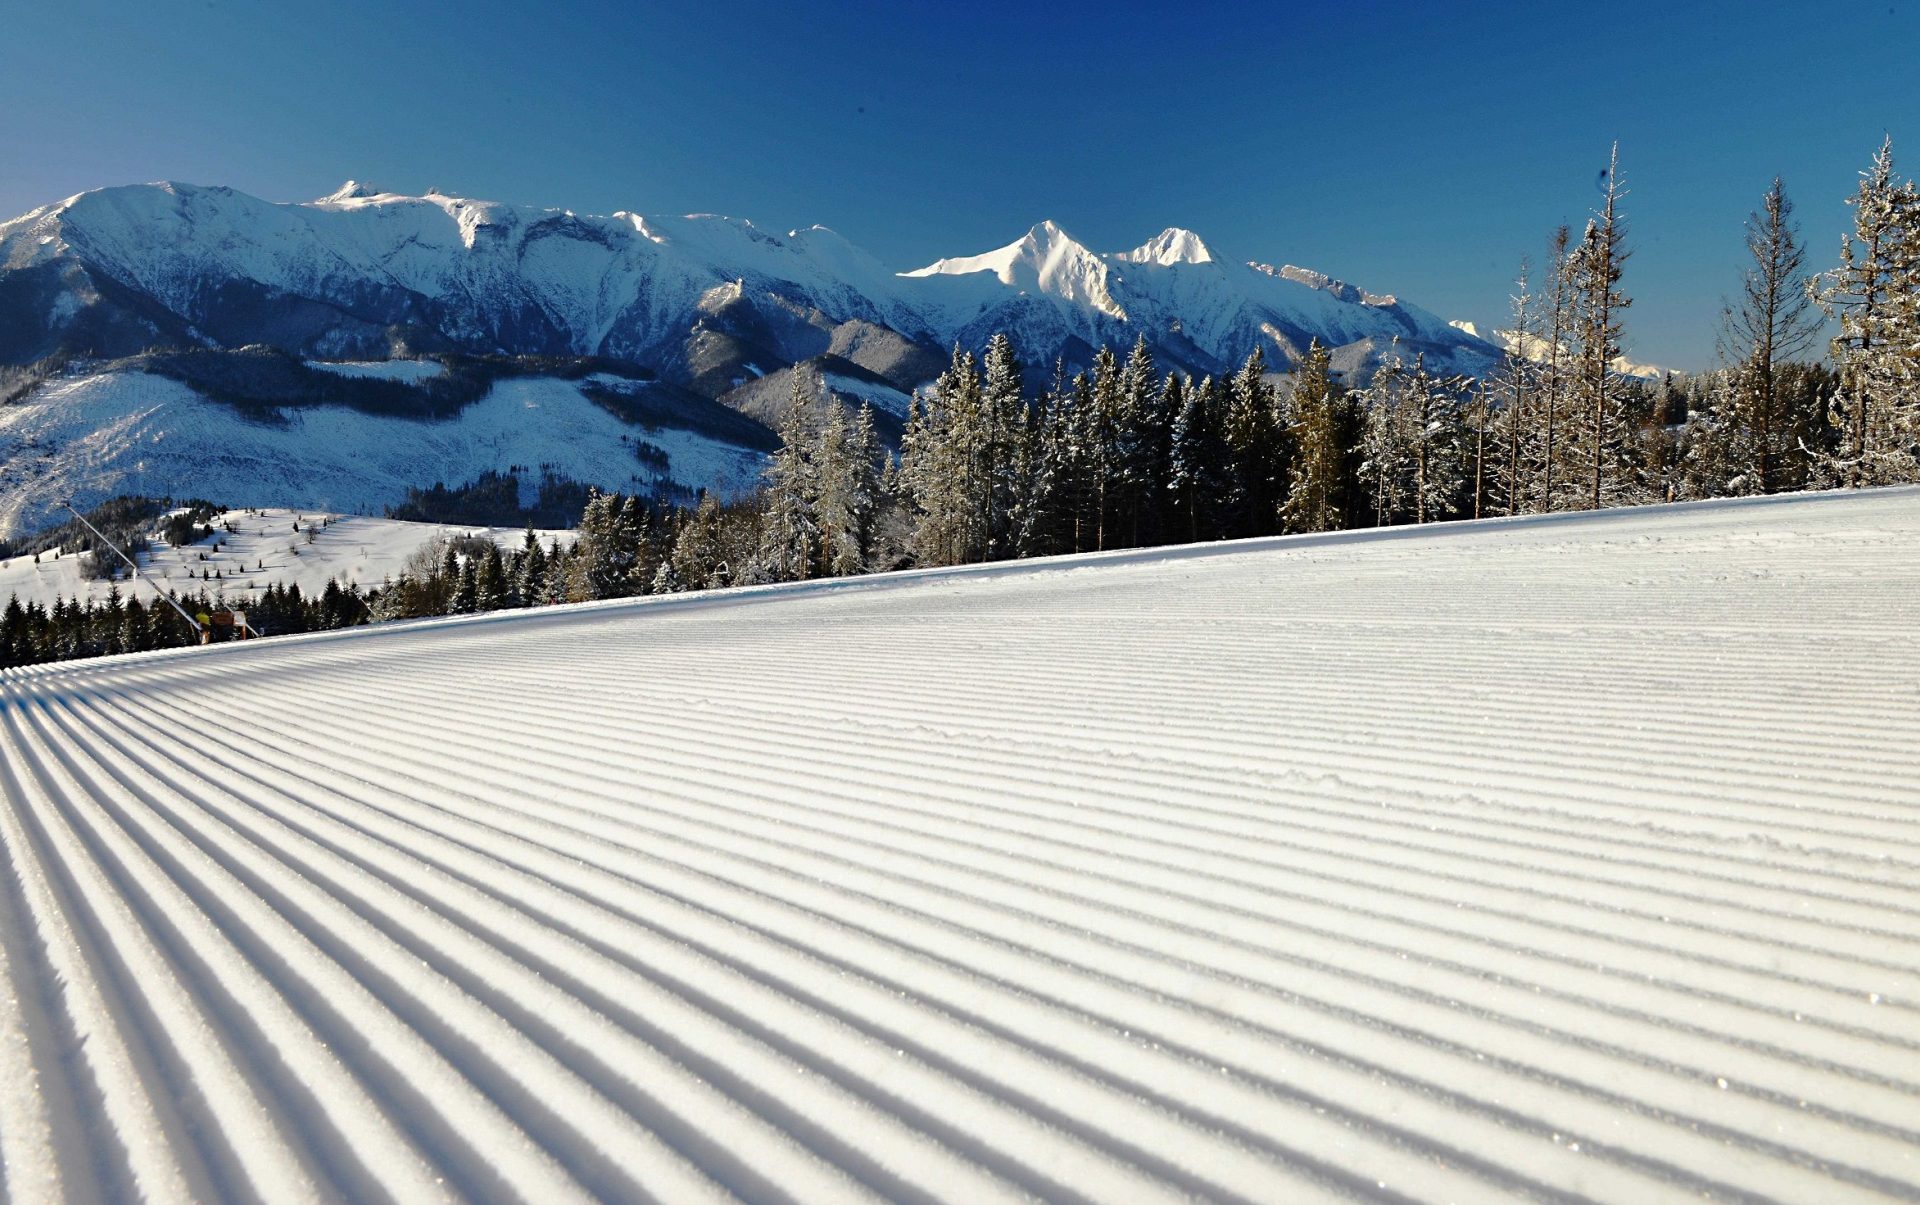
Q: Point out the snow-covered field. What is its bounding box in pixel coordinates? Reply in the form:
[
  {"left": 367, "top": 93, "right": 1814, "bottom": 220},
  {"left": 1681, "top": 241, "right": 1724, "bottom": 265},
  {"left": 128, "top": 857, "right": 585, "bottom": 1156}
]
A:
[
  {"left": 0, "top": 370, "right": 766, "bottom": 538},
  {"left": 0, "top": 508, "right": 568, "bottom": 609},
  {"left": 2, "top": 489, "right": 1918, "bottom": 1201}
]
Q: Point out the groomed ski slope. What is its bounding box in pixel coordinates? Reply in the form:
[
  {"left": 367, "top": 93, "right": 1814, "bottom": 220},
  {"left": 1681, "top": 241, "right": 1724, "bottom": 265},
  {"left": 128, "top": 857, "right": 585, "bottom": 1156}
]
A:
[{"left": 3, "top": 488, "right": 1919, "bottom": 1203}]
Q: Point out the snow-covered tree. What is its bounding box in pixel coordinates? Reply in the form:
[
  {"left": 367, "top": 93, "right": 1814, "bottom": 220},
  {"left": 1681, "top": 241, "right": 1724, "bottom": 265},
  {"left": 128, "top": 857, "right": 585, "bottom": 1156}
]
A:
[
  {"left": 671, "top": 494, "right": 731, "bottom": 590},
  {"left": 1488, "top": 258, "right": 1544, "bottom": 515},
  {"left": 1223, "top": 347, "right": 1283, "bottom": 537},
  {"left": 1360, "top": 354, "right": 1418, "bottom": 526},
  {"left": 758, "top": 369, "right": 823, "bottom": 581},
  {"left": 1114, "top": 335, "right": 1170, "bottom": 547},
  {"left": 816, "top": 401, "right": 883, "bottom": 576},
  {"left": 1811, "top": 137, "right": 1920, "bottom": 486},
  {"left": 1567, "top": 143, "right": 1636, "bottom": 510},
  {"left": 1408, "top": 357, "right": 1470, "bottom": 524},
  {"left": 1719, "top": 176, "right": 1823, "bottom": 494}
]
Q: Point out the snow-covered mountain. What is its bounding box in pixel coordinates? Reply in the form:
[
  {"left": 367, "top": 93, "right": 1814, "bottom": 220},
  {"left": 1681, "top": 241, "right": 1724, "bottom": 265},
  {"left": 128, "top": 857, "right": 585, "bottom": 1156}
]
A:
[
  {"left": 0, "top": 363, "right": 769, "bottom": 538},
  {"left": 1449, "top": 319, "right": 1667, "bottom": 380},
  {"left": 0, "top": 180, "right": 1501, "bottom": 390}
]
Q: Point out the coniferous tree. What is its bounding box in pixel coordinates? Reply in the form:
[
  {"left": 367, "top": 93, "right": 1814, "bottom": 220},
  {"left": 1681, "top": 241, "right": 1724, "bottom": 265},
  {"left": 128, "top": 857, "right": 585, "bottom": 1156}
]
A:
[
  {"left": 1223, "top": 347, "right": 1283, "bottom": 537},
  {"left": 759, "top": 370, "right": 822, "bottom": 581},
  {"left": 1063, "top": 370, "right": 1099, "bottom": 552},
  {"left": 1408, "top": 357, "right": 1471, "bottom": 524},
  {"left": 1281, "top": 341, "right": 1353, "bottom": 533},
  {"left": 671, "top": 494, "right": 731, "bottom": 590},
  {"left": 979, "top": 333, "right": 1029, "bottom": 560},
  {"left": 449, "top": 557, "right": 478, "bottom": 615},
  {"left": 1015, "top": 364, "right": 1077, "bottom": 557},
  {"left": 1114, "top": 335, "right": 1169, "bottom": 547},
  {"left": 513, "top": 527, "right": 546, "bottom": 606},
  {"left": 1360, "top": 354, "right": 1418, "bottom": 526},
  {"left": 1567, "top": 144, "right": 1637, "bottom": 509},
  {"left": 1537, "top": 225, "right": 1575, "bottom": 510},
  {"left": 899, "top": 346, "right": 987, "bottom": 565},
  {"left": 1168, "top": 374, "right": 1230, "bottom": 542},
  {"left": 1489, "top": 258, "right": 1543, "bottom": 514},
  {"left": 816, "top": 401, "right": 883, "bottom": 576},
  {"left": 475, "top": 543, "right": 506, "bottom": 611},
  {"left": 1811, "top": 137, "right": 1920, "bottom": 486},
  {"left": 1086, "top": 346, "right": 1124, "bottom": 549},
  {"left": 1719, "top": 176, "right": 1823, "bottom": 494}
]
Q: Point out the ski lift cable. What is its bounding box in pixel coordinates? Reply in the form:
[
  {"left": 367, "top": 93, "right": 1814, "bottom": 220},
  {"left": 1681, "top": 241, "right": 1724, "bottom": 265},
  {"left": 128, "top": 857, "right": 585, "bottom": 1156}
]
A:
[{"left": 58, "top": 499, "right": 204, "bottom": 635}]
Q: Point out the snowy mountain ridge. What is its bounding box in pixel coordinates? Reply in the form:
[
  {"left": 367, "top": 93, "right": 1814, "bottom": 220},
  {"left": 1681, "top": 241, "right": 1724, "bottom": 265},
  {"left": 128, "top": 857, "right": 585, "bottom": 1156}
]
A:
[
  {"left": 0, "top": 180, "right": 1501, "bottom": 388},
  {"left": 1449, "top": 319, "right": 1667, "bottom": 380}
]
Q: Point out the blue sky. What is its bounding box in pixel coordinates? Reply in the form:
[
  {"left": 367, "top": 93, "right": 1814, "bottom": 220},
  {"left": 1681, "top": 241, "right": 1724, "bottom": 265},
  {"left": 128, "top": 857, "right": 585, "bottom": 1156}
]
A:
[{"left": 4, "top": 0, "right": 1914, "bottom": 369}]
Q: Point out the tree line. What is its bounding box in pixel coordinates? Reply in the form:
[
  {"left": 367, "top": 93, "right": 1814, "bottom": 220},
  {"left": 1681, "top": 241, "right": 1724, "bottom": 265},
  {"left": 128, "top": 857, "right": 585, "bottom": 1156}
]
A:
[{"left": 4, "top": 137, "right": 1917, "bottom": 668}]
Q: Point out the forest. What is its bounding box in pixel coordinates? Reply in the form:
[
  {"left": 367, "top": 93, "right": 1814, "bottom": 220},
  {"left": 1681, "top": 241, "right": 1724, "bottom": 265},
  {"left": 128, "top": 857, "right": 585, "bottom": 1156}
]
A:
[{"left": 4, "top": 138, "right": 1917, "bottom": 669}]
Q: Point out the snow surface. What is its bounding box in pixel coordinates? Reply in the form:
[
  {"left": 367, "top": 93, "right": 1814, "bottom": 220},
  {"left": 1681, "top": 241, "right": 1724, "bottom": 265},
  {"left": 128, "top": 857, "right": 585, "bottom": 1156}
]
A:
[
  {"left": 305, "top": 358, "right": 446, "bottom": 382},
  {"left": 0, "top": 371, "right": 766, "bottom": 538},
  {"left": 0, "top": 508, "right": 569, "bottom": 610},
  {"left": 2, "top": 488, "right": 1919, "bottom": 1200}
]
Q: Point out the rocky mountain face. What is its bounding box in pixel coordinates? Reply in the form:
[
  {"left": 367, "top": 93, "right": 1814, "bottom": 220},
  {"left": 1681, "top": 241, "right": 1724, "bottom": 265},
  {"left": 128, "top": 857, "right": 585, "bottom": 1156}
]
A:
[{"left": 0, "top": 181, "right": 1502, "bottom": 404}]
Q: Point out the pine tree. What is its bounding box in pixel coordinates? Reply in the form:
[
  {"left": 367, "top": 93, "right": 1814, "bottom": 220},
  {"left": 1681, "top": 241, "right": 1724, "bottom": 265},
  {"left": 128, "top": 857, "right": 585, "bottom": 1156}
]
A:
[
  {"left": 671, "top": 494, "right": 730, "bottom": 589},
  {"left": 758, "top": 369, "right": 822, "bottom": 581},
  {"left": 1087, "top": 346, "right": 1123, "bottom": 549},
  {"left": 1281, "top": 341, "right": 1352, "bottom": 533},
  {"left": 899, "top": 346, "right": 987, "bottom": 565},
  {"left": 1537, "top": 226, "right": 1575, "bottom": 510},
  {"left": 624, "top": 502, "right": 665, "bottom": 594},
  {"left": 512, "top": 528, "right": 546, "bottom": 607},
  {"left": 1720, "top": 176, "right": 1823, "bottom": 494},
  {"left": 1168, "top": 374, "right": 1229, "bottom": 542},
  {"left": 1811, "top": 137, "right": 1920, "bottom": 486},
  {"left": 1567, "top": 144, "right": 1637, "bottom": 509},
  {"left": 1223, "top": 347, "right": 1283, "bottom": 537},
  {"left": 1014, "top": 364, "right": 1073, "bottom": 557},
  {"left": 1408, "top": 358, "right": 1470, "bottom": 524},
  {"left": 1489, "top": 258, "right": 1543, "bottom": 515},
  {"left": 475, "top": 543, "right": 506, "bottom": 611},
  {"left": 1063, "top": 370, "right": 1099, "bottom": 552},
  {"left": 449, "top": 557, "right": 477, "bottom": 615},
  {"left": 1360, "top": 354, "right": 1417, "bottom": 526},
  {"left": 979, "top": 334, "right": 1029, "bottom": 560},
  {"left": 816, "top": 401, "right": 883, "bottom": 576},
  {"left": 1114, "top": 335, "right": 1169, "bottom": 547}
]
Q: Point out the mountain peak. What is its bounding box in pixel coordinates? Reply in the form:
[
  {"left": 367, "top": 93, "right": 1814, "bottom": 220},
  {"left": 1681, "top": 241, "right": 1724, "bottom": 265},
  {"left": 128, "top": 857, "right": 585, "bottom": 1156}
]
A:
[
  {"left": 319, "top": 180, "right": 381, "bottom": 203},
  {"left": 1117, "top": 227, "right": 1214, "bottom": 267}
]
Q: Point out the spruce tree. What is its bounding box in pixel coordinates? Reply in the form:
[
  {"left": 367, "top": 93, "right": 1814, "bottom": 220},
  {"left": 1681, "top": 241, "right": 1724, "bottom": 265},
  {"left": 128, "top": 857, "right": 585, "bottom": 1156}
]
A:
[
  {"left": 758, "top": 370, "right": 822, "bottom": 582},
  {"left": 1720, "top": 176, "right": 1822, "bottom": 494},
  {"left": 1281, "top": 340, "right": 1350, "bottom": 533},
  {"left": 1567, "top": 145, "right": 1636, "bottom": 509},
  {"left": 1812, "top": 137, "right": 1920, "bottom": 486},
  {"left": 1087, "top": 346, "right": 1124, "bottom": 549},
  {"left": 1489, "top": 258, "right": 1543, "bottom": 515},
  {"left": 980, "top": 334, "right": 1029, "bottom": 560},
  {"left": 899, "top": 346, "right": 986, "bottom": 565},
  {"left": 1114, "top": 335, "right": 1168, "bottom": 547},
  {"left": 1360, "top": 353, "right": 1417, "bottom": 526},
  {"left": 1168, "top": 374, "right": 1229, "bottom": 542},
  {"left": 1537, "top": 226, "right": 1575, "bottom": 510},
  {"left": 1408, "top": 358, "right": 1470, "bottom": 524},
  {"left": 1224, "top": 347, "right": 1283, "bottom": 538},
  {"left": 816, "top": 401, "right": 882, "bottom": 576}
]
